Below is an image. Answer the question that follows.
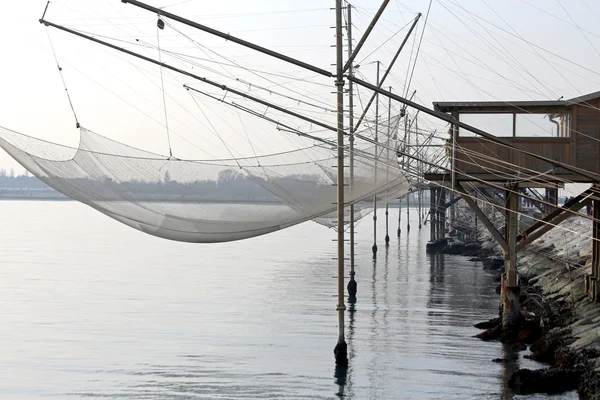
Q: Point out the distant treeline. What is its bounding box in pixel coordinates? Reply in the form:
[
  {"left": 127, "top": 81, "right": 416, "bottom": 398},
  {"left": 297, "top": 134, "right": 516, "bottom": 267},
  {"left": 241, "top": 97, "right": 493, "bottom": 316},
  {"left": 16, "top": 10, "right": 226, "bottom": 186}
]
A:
[
  {"left": 0, "top": 169, "right": 332, "bottom": 203},
  {"left": 0, "top": 174, "right": 50, "bottom": 189}
]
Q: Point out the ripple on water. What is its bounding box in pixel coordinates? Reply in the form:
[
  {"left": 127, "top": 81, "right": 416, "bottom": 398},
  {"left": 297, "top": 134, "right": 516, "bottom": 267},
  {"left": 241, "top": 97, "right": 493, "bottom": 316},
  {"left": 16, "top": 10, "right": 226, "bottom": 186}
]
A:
[{"left": 0, "top": 203, "right": 578, "bottom": 399}]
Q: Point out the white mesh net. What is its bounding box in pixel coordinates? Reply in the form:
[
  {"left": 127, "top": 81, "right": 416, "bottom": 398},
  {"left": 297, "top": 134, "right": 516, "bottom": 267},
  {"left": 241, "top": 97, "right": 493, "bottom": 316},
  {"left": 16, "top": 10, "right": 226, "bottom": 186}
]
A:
[{"left": 0, "top": 126, "right": 409, "bottom": 243}]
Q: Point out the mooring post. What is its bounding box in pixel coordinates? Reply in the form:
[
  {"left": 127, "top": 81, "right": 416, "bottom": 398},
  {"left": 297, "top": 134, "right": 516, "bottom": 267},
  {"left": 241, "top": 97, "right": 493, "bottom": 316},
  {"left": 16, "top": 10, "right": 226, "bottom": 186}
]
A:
[
  {"left": 333, "top": 0, "right": 347, "bottom": 366},
  {"left": 385, "top": 203, "right": 390, "bottom": 246},
  {"left": 438, "top": 188, "right": 446, "bottom": 239},
  {"left": 418, "top": 188, "right": 422, "bottom": 229},
  {"left": 430, "top": 188, "right": 436, "bottom": 241},
  {"left": 448, "top": 192, "right": 455, "bottom": 234},
  {"left": 406, "top": 191, "right": 411, "bottom": 232},
  {"left": 502, "top": 183, "right": 522, "bottom": 330},
  {"left": 397, "top": 197, "right": 402, "bottom": 237}
]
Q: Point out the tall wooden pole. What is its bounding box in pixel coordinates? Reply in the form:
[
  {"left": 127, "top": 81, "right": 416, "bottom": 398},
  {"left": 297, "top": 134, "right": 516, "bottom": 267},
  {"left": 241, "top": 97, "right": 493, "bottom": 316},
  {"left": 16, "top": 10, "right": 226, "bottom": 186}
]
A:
[
  {"left": 333, "top": 0, "right": 348, "bottom": 365},
  {"left": 347, "top": 3, "right": 357, "bottom": 303},
  {"left": 385, "top": 86, "right": 392, "bottom": 246},
  {"left": 372, "top": 61, "right": 381, "bottom": 256},
  {"left": 398, "top": 197, "right": 402, "bottom": 237},
  {"left": 502, "top": 183, "right": 522, "bottom": 331},
  {"left": 417, "top": 115, "right": 422, "bottom": 228}
]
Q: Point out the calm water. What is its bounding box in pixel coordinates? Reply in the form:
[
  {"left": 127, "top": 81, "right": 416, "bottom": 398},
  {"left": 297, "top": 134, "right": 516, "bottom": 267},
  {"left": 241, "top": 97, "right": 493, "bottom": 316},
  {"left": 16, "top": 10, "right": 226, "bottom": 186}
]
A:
[{"left": 0, "top": 201, "right": 576, "bottom": 399}]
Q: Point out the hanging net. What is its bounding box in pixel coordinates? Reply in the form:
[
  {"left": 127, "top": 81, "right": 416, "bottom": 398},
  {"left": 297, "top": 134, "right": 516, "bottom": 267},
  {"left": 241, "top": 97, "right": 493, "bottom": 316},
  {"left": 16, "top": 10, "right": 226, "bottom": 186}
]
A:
[
  {"left": 312, "top": 113, "right": 405, "bottom": 230},
  {"left": 313, "top": 204, "right": 373, "bottom": 231},
  {"left": 0, "top": 126, "right": 410, "bottom": 243}
]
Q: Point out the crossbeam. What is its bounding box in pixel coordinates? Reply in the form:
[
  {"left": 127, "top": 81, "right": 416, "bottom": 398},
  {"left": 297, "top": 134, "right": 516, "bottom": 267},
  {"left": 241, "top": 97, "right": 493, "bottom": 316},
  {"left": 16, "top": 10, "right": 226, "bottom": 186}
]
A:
[
  {"left": 520, "top": 188, "right": 594, "bottom": 240},
  {"left": 443, "top": 194, "right": 463, "bottom": 209},
  {"left": 343, "top": 0, "right": 390, "bottom": 73},
  {"left": 348, "top": 76, "right": 600, "bottom": 183},
  {"left": 518, "top": 196, "right": 591, "bottom": 251},
  {"left": 40, "top": 19, "right": 339, "bottom": 136},
  {"left": 121, "top": 0, "right": 333, "bottom": 78},
  {"left": 353, "top": 14, "right": 421, "bottom": 133},
  {"left": 457, "top": 183, "right": 509, "bottom": 253}
]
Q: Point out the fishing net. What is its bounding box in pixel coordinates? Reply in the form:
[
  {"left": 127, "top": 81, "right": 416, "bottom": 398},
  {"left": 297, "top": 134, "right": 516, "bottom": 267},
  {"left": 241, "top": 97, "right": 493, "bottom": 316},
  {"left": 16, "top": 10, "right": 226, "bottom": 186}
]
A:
[{"left": 0, "top": 125, "right": 409, "bottom": 243}]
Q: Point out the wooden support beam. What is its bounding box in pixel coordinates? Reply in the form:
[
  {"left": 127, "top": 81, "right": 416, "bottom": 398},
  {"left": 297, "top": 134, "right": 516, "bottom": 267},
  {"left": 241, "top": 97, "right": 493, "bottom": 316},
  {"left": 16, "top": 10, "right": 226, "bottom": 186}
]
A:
[
  {"left": 430, "top": 188, "right": 436, "bottom": 240},
  {"left": 518, "top": 197, "right": 591, "bottom": 251},
  {"left": 512, "top": 113, "right": 516, "bottom": 137},
  {"left": 443, "top": 194, "right": 463, "bottom": 209},
  {"left": 545, "top": 188, "right": 558, "bottom": 213},
  {"left": 593, "top": 198, "right": 600, "bottom": 278},
  {"left": 520, "top": 188, "right": 594, "bottom": 240},
  {"left": 438, "top": 188, "right": 446, "bottom": 239},
  {"left": 593, "top": 196, "right": 600, "bottom": 279},
  {"left": 456, "top": 183, "right": 509, "bottom": 253},
  {"left": 589, "top": 195, "right": 600, "bottom": 301},
  {"left": 506, "top": 184, "right": 519, "bottom": 286}
]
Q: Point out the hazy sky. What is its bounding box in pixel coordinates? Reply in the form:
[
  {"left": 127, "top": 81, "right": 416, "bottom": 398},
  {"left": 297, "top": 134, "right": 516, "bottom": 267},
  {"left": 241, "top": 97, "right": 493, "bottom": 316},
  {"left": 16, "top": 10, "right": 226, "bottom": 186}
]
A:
[{"left": 1, "top": 0, "right": 600, "bottom": 195}]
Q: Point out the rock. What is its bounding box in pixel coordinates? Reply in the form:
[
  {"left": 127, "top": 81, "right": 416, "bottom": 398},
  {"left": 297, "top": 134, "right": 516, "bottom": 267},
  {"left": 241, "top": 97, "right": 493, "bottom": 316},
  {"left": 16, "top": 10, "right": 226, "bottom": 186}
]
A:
[
  {"left": 440, "top": 244, "right": 466, "bottom": 255},
  {"left": 509, "top": 368, "right": 580, "bottom": 395},
  {"left": 576, "top": 254, "right": 592, "bottom": 267},
  {"left": 474, "top": 324, "right": 501, "bottom": 341},
  {"left": 578, "top": 369, "right": 600, "bottom": 400},
  {"left": 526, "top": 328, "right": 570, "bottom": 364},
  {"left": 481, "top": 240, "right": 496, "bottom": 250},
  {"left": 512, "top": 342, "right": 527, "bottom": 351},
  {"left": 519, "top": 294, "right": 528, "bottom": 303},
  {"left": 516, "top": 327, "right": 542, "bottom": 344},
  {"left": 440, "top": 241, "right": 484, "bottom": 256},
  {"left": 474, "top": 317, "right": 501, "bottom": 329},
  {"left": 556, "top": 348, "right": 600, "bottom": 371},
  {"left": 483, "top": 257, "right": 504, "bottom": 270},
  {"left": 426, "top": 238, "right": 448, "bottom": 253},
  {"left": 493, "top": 268, "right": 504, "bottom": 282}
]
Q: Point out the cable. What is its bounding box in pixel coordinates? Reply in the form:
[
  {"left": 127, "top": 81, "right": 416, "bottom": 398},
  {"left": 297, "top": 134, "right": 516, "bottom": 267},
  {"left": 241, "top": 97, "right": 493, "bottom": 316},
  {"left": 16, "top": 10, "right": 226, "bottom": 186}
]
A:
[
  {"left": 156, "top": 18, "right": 173, "bottom": 157},
  {"left": 45, "top": 28, "right": 80, "bottom": 129}
]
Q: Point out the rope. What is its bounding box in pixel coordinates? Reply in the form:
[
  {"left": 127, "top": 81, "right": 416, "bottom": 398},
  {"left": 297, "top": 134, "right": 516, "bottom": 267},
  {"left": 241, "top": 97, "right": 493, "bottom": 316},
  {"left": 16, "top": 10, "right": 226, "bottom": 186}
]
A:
[
  {"left": 45, "top": 28, "right": 80, "bottom": 129},
  {"left": 156, "top": 17, "right": 173, "bottom": 158}
]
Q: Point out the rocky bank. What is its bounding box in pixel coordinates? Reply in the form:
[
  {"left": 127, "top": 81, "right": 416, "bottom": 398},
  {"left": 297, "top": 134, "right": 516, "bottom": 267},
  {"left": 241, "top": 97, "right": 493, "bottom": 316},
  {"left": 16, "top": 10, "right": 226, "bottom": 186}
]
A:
[{"left": 431, "top": 216, "right": 600, "bottom": 398}]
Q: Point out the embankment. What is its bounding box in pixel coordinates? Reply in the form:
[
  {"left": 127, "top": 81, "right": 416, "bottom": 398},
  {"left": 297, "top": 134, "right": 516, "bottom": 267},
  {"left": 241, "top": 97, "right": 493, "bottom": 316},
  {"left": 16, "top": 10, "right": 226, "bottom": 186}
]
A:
[{"left": 429, "top": 217, "right": 600, "bottom": 398}]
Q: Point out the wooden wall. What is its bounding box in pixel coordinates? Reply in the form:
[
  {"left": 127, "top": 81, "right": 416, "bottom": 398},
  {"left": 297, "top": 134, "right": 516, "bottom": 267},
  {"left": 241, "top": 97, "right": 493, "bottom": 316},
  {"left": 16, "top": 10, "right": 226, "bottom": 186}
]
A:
[
  {"left": 454, "top": 137, "right": 572, "bottom": 177},
  {"left": 451, "top": 99, "right": 600, "bottom": 180},
  {"left": 573, "top": 99, "right": 600, "bottom": 174}
]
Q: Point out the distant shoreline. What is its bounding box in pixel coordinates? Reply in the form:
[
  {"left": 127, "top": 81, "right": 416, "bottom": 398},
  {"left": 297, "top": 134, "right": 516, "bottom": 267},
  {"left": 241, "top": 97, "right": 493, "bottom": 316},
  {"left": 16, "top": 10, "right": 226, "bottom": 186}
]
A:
[
  {"left": 0, "top": 188, "right": 431, "bottom": 207},
  {"left": 0, "top": 194, "right": 423, "bottom": 208}
]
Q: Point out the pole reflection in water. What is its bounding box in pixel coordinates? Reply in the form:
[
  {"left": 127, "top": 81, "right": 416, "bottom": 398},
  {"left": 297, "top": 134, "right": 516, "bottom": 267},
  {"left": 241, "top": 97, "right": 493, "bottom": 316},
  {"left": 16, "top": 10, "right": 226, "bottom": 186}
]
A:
[
  {"left": 336, "top": 301, "right": 356, "bottom": 399},
  {"left": 0, "top": 203, "right": 579, "bottom": 399}
]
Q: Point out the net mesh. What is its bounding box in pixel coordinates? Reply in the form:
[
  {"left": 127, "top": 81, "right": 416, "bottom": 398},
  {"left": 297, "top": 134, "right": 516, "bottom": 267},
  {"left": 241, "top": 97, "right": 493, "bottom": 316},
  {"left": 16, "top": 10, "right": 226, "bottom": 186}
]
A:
[{"left": 0, "top": 126, "right": 410, "bottom": 243}]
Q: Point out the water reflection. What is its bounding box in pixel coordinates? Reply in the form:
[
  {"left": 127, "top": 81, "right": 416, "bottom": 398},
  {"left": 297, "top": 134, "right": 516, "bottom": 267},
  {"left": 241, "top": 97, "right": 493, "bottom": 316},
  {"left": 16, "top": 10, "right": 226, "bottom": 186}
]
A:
[
  {"left": 3, "top": 204, "right": 579, "bottom": 399},
  {"left": 499, "top": 344, "right": 521, "bottom": 400},
  {"left": 368, "top": 238, "right": 381, "bottom": 399},
  {"left": 337, "top": 302, "right": 356, "bottom": 399},
  {"left": 334, "top": 364, "right": 348, "bottom": 398}
]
